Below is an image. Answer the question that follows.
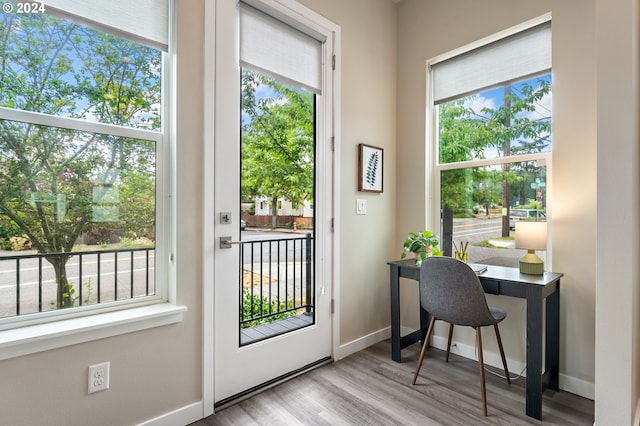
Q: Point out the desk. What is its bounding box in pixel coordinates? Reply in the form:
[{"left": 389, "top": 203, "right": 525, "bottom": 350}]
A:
[{"left": 388, "top": 259, "right": 562, "bottom": 420}]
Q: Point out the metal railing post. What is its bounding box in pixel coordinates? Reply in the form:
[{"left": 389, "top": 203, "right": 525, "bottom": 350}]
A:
[
  {"left": 15, "top": 258, "right": 20, "bottom": 316},
  {"left": 305, "top": 232, "right": 312, "bottom": 315}
]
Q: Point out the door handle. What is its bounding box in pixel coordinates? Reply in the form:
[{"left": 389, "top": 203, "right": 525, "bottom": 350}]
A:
[{"left": 219, "top": 236, "right": 242, "bottom": 249}]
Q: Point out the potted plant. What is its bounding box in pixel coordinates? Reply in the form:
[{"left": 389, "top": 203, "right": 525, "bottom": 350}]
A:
[{"left": 401, "top": 230, "right": 443, "bottom": 265}]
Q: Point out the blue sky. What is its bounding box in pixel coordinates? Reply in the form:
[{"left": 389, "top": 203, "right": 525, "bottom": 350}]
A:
[
  {"left": 460, "top": 73, "right": 552, "bottom": 159},
  {"left": 464, "top": 74, "right": 552, "bottom": 125}
]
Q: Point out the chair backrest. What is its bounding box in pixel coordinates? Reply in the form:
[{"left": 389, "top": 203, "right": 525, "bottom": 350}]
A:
[{"left": 419, "top": 257, "right": 496, "bottom": 327}]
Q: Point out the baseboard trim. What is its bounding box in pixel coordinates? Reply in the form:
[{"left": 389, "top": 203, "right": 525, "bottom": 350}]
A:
[
  {"left": 137, "top": 401, "right": 202, "bottom": 426},
  {"left": 559, "top": 371, "right": 595, "bottom": 400},
  {"left": 335, "top": 326, "right": 390, "bottom": 360}
]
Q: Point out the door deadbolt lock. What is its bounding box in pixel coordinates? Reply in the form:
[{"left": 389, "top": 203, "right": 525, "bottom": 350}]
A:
[{"left": 220, "top": 212, "right": 232, "bottom": 224}]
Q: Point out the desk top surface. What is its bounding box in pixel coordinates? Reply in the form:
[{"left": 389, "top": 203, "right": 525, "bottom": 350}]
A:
[{"left": 388, "top": 258, "right": 563, "bottom": 286}]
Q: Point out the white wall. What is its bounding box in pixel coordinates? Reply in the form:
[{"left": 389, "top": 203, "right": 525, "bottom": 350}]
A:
[{"left": 595, "top": 0, "right": 640, "bottom": 423}]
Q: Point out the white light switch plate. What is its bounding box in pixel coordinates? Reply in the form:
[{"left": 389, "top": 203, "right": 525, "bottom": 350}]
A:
[{"left": 356, "top": 199, "right": 367, "bottom": 215}]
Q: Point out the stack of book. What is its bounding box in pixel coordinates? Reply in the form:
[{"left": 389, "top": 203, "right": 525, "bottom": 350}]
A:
[{"left": 468, "top": 263, "right": 488, "bottom": 274}]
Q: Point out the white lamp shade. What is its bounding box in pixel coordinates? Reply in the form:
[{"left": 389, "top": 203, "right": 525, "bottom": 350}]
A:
[{"left": 515, "top": 221, "right": 547, "bottom": 250}]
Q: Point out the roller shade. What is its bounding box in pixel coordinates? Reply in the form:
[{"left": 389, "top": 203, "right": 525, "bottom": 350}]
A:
[
  {"left": 41, "top": 0, "right": 168, "bottom": 51},
  {"left": 432, "top": 21, "right": 551, "bottom": 104},
  {"left": 240, "top": 2, "right": 323, "bottom": 94}
]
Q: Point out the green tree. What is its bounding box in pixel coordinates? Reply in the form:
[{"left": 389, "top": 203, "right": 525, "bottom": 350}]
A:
[
  {"left": 0, "top": 13, "right": 160, "bottom": 309},
  {"left": 118, "top": 167, "right": 157, "bottom": 240},
  {"left": 439, "top": 79, "right": 551, "bottom": 235},
  {"left": 241, "top": 69, "right": 314, "bottom": 228},
  {"left": 439, "top": 100, "right": 492, "bottom": 214}
]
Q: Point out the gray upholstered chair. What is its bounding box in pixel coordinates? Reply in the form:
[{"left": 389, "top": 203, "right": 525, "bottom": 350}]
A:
[{"left": 412, "top": 256, "right": 510, "bottom": 416}]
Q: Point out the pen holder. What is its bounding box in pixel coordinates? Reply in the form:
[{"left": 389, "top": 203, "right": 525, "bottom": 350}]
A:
[{"left": 454, "top": 251, "right": 468, "bottom": 263}]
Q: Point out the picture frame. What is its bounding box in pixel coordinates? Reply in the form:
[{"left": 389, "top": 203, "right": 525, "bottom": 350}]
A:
[{"left": 358, "top": 143, "right": 383, "bottom": 193}]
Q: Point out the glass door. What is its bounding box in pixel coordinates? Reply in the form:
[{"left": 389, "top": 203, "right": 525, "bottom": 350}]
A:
[{"left": 212, "top": 0, "right": 335, "bottom": 405}]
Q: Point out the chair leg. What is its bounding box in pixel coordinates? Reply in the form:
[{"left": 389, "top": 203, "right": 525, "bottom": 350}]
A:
[
  {"left": 476, "top": 327, "right": 488, "bottom": 416},
  {"left": 445, "top": 324, "right": 454, "bottom": 362},
  {"left": 413, "top": 316, "right": 437, "bottom": 385},
  {"left": 494, "top": 324, "right": 511, "bottom": 384}
]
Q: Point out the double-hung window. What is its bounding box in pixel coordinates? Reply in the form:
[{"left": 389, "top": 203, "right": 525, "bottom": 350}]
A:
[
  {"left": 0, "top": 0, "right": 175, "bottom": 340},
  {"left": 428, "top": 17, "right": 552, "bottom": 262}
]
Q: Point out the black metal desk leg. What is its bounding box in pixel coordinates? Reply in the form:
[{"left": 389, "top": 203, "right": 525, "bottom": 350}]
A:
[
  {"left": 526, "top": 287, "right": 544, "bottom": 420},
  {"left": 546, "top": 283, "right": 560, "bottom": 391},
  {"left": 390, "top": 265, "right": 402, "bottom": 362}
]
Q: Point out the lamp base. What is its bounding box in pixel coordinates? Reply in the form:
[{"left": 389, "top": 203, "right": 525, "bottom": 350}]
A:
[{"left": 519, "top": 250, "right": 544, "bottom": 275}]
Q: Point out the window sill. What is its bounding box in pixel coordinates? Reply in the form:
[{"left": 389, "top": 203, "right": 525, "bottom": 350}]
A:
[{"left": 0, "top": 303, "right": 187, "bottom": 361}]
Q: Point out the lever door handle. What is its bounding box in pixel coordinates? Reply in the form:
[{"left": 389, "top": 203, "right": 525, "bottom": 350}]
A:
[{"left": 219, "top": 236, "right": 241, "bottom": 248}]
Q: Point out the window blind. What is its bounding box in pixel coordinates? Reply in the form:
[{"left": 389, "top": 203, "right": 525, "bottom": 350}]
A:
[
  {"left": 432, "top": 21, "right": 551, "bottom": 104},
  {"left": 240, "top": 2, "right": 323, "bottom": 94},
  {"left": 41, "top": 0, "right": 169, "bottom": 51}
]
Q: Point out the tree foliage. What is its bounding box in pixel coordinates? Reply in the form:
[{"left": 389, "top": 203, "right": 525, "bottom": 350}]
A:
[
  {"left": 0, "top": 13, "right": 160, "bottom": 309},
  {"left": 241, "top": 69, "right": 314, "bottom": 227},
  {"left": 439, "top": 79, "right": 551, "bottom": 217}
]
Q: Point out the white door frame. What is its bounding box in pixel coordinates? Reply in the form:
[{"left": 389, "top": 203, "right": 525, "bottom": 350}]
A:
[{"left": 202, "top": 0, "right": 341, "bottom": 416}]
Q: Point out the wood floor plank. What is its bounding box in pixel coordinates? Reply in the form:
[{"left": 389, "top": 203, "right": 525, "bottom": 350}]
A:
[{"left": 192, "top": 340, "right": 594, "bottom": 425}]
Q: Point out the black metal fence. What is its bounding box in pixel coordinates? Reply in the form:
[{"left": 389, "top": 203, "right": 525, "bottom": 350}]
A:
[
  {"left": 1, "top": 235, "right": 313, "bottom": 330},
  {"left": 239, "top": 233, "right": 314, "bottom": 329},
  {"left": 0, "top": 247, "right": 155, "bottom": 318}
]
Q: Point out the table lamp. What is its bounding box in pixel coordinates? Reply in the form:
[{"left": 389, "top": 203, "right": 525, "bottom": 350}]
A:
[{"left": 515, "top": 221, "right": 547, "bottom": 275}]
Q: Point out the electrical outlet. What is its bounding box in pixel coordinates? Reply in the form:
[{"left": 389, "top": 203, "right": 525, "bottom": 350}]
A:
[{"left": 88, "top": 362, "right": 110, "bottom": 394}]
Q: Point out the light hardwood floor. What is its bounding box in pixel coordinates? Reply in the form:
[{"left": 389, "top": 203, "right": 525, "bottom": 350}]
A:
[{"left": 193, "top": 340, "right": 594, "bottom": 425}]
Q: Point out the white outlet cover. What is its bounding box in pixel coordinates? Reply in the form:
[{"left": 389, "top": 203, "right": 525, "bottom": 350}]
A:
[{"left": 88, "top": 362, "right": 110, "bottom": 394}]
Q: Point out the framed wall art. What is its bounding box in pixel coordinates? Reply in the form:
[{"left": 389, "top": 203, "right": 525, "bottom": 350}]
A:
[{"left": 358, "top": 143, "right": 383, "bottom": 193}]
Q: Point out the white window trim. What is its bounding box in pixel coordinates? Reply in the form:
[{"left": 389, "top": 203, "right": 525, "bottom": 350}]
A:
[
  {"left": 0, "top": 107, "right": 162, "bottom": 141},
  {"left": 0, "top": 0, "right": 183, "bottom": 358},
  {"left": 0, "top": 303, "right": 185, "bottom": 361}
]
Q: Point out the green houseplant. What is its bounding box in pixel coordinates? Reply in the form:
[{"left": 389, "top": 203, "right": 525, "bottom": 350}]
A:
[{"left": 401, "top": 230, "right": 443, "bottom": 265}]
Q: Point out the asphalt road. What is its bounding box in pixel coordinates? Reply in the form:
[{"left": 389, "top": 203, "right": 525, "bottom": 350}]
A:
[
  {"left": 239, "top": 230, "right": 311, "bottom": 265},
  {"left": 0, "top": 250, "right": 155, "bottom": 317},
  {"left": 452, "top": 216, "right": 513, "bottom": 245}
]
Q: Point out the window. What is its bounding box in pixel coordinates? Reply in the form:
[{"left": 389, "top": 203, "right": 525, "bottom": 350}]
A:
[
  {"left": 429, "top": 17, "right": 552, "bottom": 264},
  {"left": 0, "top": 2, "right": 171, "bottom": 329}
]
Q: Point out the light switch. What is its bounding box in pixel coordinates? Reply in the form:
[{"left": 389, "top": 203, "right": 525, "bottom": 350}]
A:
[{"left": 356, "top": 199, "right": 367, "bottom": 215}]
